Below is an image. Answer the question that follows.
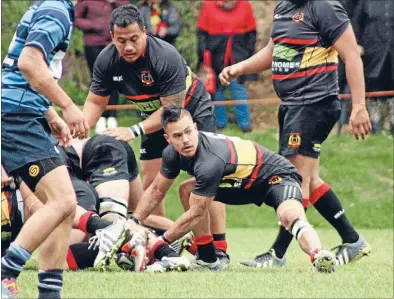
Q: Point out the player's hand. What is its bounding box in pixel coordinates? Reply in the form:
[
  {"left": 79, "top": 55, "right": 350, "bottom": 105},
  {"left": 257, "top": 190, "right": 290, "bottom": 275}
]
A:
[
  {"left": 103, "top": 127, "right": 136, "bottom": 142},
  {"left": 219, "top": 64, "right": 243, "bottom": 86},
  {"left": 62, "top": 103, "right": 90, "bottom": 139},
  {"left": 48, "top": 116, "right": 72, "bottom": 147},
  {"left": 349, "top": 103, "right": 372, "bottom": 140}
]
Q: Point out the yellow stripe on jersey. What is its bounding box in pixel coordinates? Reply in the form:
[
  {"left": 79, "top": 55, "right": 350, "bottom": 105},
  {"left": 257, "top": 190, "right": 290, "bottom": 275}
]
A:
[
  {"left": 1, "top": 192, "right": 10, "bottom": 226},
  {"left": 300, "top": 47, "right": 338, "bottom": 69},
  {"left": 224, "top": 138, "right": 257, "bottom": 180}
]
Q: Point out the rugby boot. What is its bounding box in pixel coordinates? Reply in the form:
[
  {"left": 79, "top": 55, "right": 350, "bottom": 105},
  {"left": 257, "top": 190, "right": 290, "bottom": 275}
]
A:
[
  {"left": 145, "top": 256, "right": 190, "bottom": 273},
  {"left": 332, "top": 236, "right": 371, "bottom": 265},
  {"left": 216, "top": 249, "right": 230, "bottom": 270},
  {"left": 89, "top": 219, "right": 129, "bottom": 270},
  {"left": 170, "top": 232, "right": 194, "bottom": 256},
  {"left": 312, "top": 249, "right": 337, "bottom": 273},
  {"left": 239, "top": 249, "right": 286, "bottom": 268}
]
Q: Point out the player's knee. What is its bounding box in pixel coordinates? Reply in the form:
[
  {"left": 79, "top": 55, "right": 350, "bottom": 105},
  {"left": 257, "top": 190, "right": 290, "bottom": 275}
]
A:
[
  {"left": 277, "top": 200, "right": 304, "bottom": 230},
  {"left": 56, "top": 193, "right": 77, "bottom": 219},
  {"left": 99, "top": 197, "right": 128, "bottom": 220}
]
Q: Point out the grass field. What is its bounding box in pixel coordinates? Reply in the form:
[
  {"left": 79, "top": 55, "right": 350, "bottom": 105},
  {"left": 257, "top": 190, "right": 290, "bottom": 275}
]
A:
[{"left": 18, "top": 228, "right": 393, "bottom": 298}]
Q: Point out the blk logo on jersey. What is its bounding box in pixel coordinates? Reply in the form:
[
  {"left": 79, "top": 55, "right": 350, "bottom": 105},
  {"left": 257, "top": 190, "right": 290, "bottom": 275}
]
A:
[
  {"left": 288, "top": 132, "right": 301, "bottom": 148},
  {"left": 141, "top": 70, "right": 154, "bottom": 86},
  {"left": 292, "top": 11, "right": 304, "bottom": 23}
]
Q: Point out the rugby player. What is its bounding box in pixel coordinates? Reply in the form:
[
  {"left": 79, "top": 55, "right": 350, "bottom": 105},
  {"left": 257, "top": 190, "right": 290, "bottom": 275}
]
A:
[
  {"left": 1, "top": 1, "right": 89, "bottom": 297},
  {"left": 219, "top": 0, "right": 371, "bottom": 268},
  {"left": 82, "top": 4, "right": 230, "bottom": 266},
  {"left": 132, "top": 106, "right": 337, "bottom": 273}
]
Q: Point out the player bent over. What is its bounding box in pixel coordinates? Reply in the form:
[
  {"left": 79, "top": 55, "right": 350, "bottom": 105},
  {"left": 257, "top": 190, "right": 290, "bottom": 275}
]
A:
[{"left": 132, "top": 106, "right": 337, "bottom": 272}]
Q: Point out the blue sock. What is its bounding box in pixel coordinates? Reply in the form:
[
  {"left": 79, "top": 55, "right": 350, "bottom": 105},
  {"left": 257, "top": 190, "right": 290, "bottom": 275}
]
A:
[
  {"left": 1, "top": 242, "right": 31, "bottom": 279},
  {"left": 38, "top": 269, "right": 63, "bottom": 299}
]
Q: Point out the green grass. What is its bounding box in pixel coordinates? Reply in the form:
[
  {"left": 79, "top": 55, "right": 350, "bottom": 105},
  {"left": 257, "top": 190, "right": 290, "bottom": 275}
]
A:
[
  {"left": 116, "top": 113, "right": 393, "bottom": 229},
  {"left": 18, "top": 228, "right": 393, "bottom": 298}
]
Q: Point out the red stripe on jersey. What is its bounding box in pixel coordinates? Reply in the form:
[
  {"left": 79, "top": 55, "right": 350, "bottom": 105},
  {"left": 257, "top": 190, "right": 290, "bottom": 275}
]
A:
[
  {"left": 126, "top": 93, "right": 160, "bottom": 101},
  {"left": 272, "top": 65, "right": 338, "bottom": 80},
  {"left": 226, "top": 138, "right": 236, "bottom": 164},
  {"left": 245, "top": 142, "right": 264, "bottom": 189},
  {"left": 272, "top": 37, "right": 318, "bottom": 45},
  {"left": 184, "top": 78, "right": 198, "bottom": 107}
]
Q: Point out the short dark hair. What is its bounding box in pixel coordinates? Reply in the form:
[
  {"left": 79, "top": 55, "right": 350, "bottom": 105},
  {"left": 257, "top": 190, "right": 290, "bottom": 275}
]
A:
[
  {"left": 110, "top": 4, "right": 145, "bottom": 32},
  {"left": 161, "top": 105, "right": 192, "bottom": 129}
]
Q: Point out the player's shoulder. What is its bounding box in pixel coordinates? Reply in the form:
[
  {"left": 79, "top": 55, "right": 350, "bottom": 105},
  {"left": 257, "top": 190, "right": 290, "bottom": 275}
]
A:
[
  {"left": 147, "top": 35, "right": 182, "bottom": 63},
  {"left": 35, "top": 0, "right": 72, "bottom": 19},
  {"left": 95, "top": 44, "right": 119, "bottom": 68},
  {"left": 162, "top": 143, "right": 179, "bottom": 159}
]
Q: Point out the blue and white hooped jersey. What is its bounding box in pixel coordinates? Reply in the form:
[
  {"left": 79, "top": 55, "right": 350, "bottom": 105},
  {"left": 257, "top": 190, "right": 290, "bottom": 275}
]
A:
[{"left": 2, "top": 0, "right": 74, "bottom": 114}]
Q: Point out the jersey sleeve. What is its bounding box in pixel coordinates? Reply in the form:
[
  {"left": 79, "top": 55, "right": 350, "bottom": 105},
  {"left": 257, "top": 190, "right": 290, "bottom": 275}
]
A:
[
  {"left": 160, "top": 145, "right": 181, "bottom": 179},
  {"left": 90, "top": 50, "right": 114, "bottom": 96},
  {"left": 24, "top": 7, "right": 71, "bottom": 65},
  {"left": 155, "top": 47, "right": 187, "bottom": 97},
  {"left": 312, "top": 0, "right": 350, "bottom": 45},
  {"left": 192, "top": 158, "right": 225, "bottom": 197}
]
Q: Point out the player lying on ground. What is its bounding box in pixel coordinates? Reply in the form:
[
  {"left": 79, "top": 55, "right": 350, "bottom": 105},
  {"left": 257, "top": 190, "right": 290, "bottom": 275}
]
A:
[
  {"left": 2, "top": 166, "right": 191, "bottom": 273},
  {"left": 130, "top": 106, "right": 337, "bottom": 273}
]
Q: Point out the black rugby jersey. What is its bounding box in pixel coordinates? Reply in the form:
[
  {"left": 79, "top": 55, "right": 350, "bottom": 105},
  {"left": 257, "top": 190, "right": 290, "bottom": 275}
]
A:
[
  {"left": 271, "top": 0, "right": 349, "bottom": 105},
  {"left": 91, "top": 34, "right": 212, "bottom": 118},
  {"left": 160, "top": 132, "right": 299, "bottom": 197}
]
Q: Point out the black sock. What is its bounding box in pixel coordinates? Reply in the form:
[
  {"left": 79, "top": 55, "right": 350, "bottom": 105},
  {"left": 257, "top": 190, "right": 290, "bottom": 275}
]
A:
[
  {"left": 270, "top": 226, "right": 293, "bottom": 259},
  {"left": 197, "top": 242, "right": 217, "bottom": 263},
  {"left": 311, "top": 184, "right": 359, "bottom": 244},
  {"left": 67, "top": 243, "right": 98, "bottom": 270},
  {"left": 86, "top": 216, "right": 113, "bottom": 234},
  {"left": 154, "top": 243, "right": 179, "bottom": 260},
  {"left": 38, "top": 269, "right": 63, "bottom": 299},
  {"left": 143, "top": 224, "right": 166, "bottom": 236},
  {"left": 213, "top": 233, "right": 226, "bottom": 241}
]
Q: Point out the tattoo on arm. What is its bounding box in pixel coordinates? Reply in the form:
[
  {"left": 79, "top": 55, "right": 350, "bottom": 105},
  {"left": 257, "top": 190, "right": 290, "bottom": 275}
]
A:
[
  {"left": 165, "top": 193, "right": 214, "bottom": 242},
  {"left": 161, "top": 89, "right": 187, "bottom": 107}
]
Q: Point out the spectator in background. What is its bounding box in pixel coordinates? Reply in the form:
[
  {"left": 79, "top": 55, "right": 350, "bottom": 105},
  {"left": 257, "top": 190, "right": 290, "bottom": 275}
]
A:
[
  {"left": 75, "top": 0, "right": 129, "bottom": 134},
  {"left": 197, "top": 0, "right": 257, "bottom": 133},
  {"left": 138, "top": 0, "right": 181, "bottom": 46},
  {"left": 352, "top": 0, "right": 394, "bottom": 136}
]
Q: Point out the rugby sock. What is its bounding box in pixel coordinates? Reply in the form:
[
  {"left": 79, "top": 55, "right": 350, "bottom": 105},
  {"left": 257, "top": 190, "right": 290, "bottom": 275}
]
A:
[
  {"left": 38, "top": 269, "right": 63, "bottom": 299},
  {"left": 66, "top": 243, "right": 98, "bottom": 271},
  {"left": 311, "top": 183, "right": 359, "bottom": 244},
  {"left": 78, "top": 211, "right": 112, "bottom": 234},
  {"left": 196, "top": 235, "right": 216, "bottom": 263},
  {"left": 151, "top": 241, "right": 178, "bottom": 261},
  {"left": 271, "top": 226, "right": 293, "bottom": 259},
  {"left": 213, "top": 234, "right": 228, "bottom": 252},
  {"left": 1, "top": 242, "right": 31, "bottom": 279}
]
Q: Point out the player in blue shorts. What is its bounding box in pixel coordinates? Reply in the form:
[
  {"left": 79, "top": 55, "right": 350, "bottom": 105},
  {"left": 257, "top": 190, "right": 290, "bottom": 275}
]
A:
[{"left": 1, "top": 1, "right": 92, "bottom": 298}]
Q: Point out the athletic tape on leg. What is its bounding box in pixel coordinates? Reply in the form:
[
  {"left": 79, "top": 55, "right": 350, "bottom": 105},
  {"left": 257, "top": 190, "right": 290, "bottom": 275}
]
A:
[
  {"left": 99, "top": 197, "right": 128, "bottom": 219},
  {"left": 290, "top": 218, "right": 311, "bottom": 241}
]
